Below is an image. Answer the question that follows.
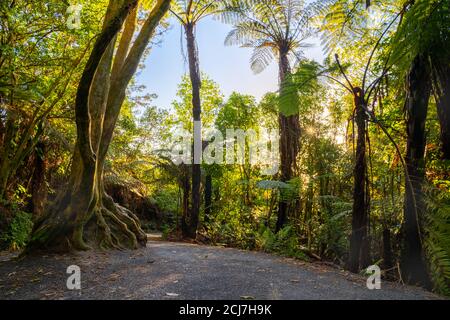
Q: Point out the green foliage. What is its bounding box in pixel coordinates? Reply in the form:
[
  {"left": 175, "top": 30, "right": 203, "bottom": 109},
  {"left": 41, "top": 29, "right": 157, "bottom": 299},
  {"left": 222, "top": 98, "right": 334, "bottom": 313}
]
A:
[
  {"left": 161, "top": 223, "right": 176, "bottom": 240},
  {"left": 216, "top": 92, "right": 259, "bottom": 131},
  {"left": 171, "top": 0, "right": 222, "bottom": 25},
  {"left": 425, "top": 189, "right": 450, "bottom": 296},
  {"left": 391, "top": 0, "right": 450, "bottom": 73},
  {"left": 172, "top": 74, "right": 224, "bottom": 132},
  {"left": 279, "top": 74, "right": 300, "bottom": 116},
  {"left": 257, "top": 225, "right": 308, "bottom": 260},
  {"left": 0, "top": 205, "right": 33, "bottom": 251},
  {"left": 256, "top": 180, "right": 290, "bottom": 190},
  {"left": 313, "top": 196, "right": 352, "bottom": 259},
  {"left": 152, "top": 187, "right": 180, "bottom": 214},
  {"left": 205, "top": 208, "right": 258, "bottom": 249}
]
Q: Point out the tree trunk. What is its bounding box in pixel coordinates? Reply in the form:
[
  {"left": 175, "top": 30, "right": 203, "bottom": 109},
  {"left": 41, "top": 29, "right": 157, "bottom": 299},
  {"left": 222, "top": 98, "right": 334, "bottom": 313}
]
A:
[
  {"left": 276, "top": 49, "right": 300, "bottom": 232},
  {"left": 29, "top": 141, "right": 47, "bottom": 218},
  {"left": 347, "top": 87, "right": 369, "bottom": 273},
  {"left": 184, "top": 22, "right": 202, "bottom": 239},
  {"left": 431, "top": 57, "right": 450, "bottom": 160},
  {"left": 400, "top": 54, "right": 431, "bottom": 287},
  {"left": 25, "top": 0, "right": 171, "bottom": 252},
  {"left": 181, "top": 164, "right": 191, "bottom": 237},
  {"left": 204, "top": 173, "right": 212, "bottom": 223},
  {"left": 382, "top": 228, "right": 394, "bottom": 279}
]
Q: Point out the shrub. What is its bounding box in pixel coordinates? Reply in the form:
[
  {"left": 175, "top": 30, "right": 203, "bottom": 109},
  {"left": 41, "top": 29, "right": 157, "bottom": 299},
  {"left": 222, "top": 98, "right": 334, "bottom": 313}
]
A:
[
  {"left": 257, "top": 225, "right": 308, "bottom": 260},
  {"left": 0, "top": 209, "right": 33, "bottom": 251}
]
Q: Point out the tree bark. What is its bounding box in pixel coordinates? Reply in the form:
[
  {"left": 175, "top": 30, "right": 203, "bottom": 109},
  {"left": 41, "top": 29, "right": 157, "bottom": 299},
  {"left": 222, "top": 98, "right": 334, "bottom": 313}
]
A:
[
  {"left": 29, "top": 141, "right": 47, "bottom": 218},
  {"left": 347, "top": 87, "right": 369, "bottom": 273},
  {"left": 276, "top": 48, "right": 300, "bottom": 232},
  {"left": 204, "top": 173, "right": 212, "bottom": 222},
  {"left": 400, "top": 54, "right": 431, "bottom": 287},
  {"left": 382, "top": 228, "right": 394, "bottom": 279},
  {"left": 184, "top": 22, "right": 202, "bottom": 239},
  {"left": 181, "top": 164, "right": 191, "bottom": 236},
  {"left": 431, "top": 57, "right": 450, "bottom": 160}
]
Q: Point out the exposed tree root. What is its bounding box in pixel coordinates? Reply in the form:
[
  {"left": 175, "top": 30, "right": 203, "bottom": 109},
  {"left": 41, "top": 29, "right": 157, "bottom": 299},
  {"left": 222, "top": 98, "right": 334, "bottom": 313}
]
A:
[{"left": 25, "top": 190, "right": 147, "bottom": 254}]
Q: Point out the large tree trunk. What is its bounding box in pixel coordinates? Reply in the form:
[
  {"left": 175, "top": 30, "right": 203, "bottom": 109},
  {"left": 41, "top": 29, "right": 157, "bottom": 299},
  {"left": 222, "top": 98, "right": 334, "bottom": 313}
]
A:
[
  {"left": 347, "top": 88, "right": 369, "bottom": 273},
  {"left": 276, "top": 49, "right": 300, "bottom": 232},
  {"left": 184, "top": 22, "right": 202, "bottom": 239},
  {"left": 25, "top": 0, "right": 171, "bottom": 253},
  {"left": 400, "top": 54, "right": 431, "bottom": 287},
  {"left": 431, "top": 58, "right": 450, "bottom": 160}
]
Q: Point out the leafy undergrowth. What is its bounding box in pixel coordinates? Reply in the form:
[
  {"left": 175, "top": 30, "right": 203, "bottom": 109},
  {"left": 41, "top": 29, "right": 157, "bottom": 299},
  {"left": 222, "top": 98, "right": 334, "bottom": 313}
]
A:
[{"left": 0, "top": 200, "right": 33, "bottom": 251}]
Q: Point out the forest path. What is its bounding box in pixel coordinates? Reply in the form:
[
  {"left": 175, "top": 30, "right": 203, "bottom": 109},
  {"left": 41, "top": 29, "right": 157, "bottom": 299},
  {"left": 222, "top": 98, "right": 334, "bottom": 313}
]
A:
[{"left": 0, "top": 241, "right": 441, "bottom": 300}]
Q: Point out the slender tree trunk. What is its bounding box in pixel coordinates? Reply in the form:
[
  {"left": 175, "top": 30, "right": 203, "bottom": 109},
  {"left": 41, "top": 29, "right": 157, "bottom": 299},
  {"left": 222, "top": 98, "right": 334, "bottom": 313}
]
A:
[
  {"left": 202, "top": 141, "right": 212, "bottom": 224},
  {"left": 382, "top": 228, "right": 394, "bottom": 279},
  {"left": 347, "top": 87, "right": 369, "bottom": 273},
  {"left": 400, "top": 54, "right": 431, "bottom": 286},
  {"left": 431, "top": 58, "right": 450, "bottom": 160},
  {"left": 204, "top": 173, "right": 212, "bottom": 222},
  {"left": 29, "top": 141, "right": 47, "bottom": 218},
  {"left": 184, "top": 22, "right": 202, "bottom": 239},
  {"left": 276, "top": 49, "right": 300, "bottom": 232},
  {"left": 181, "top": 164, "right": 191, "bottom": 237}
]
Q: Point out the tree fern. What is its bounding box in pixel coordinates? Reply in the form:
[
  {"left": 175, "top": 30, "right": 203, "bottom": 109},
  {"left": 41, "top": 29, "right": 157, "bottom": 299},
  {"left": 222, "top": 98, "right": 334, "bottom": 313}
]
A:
[
  {"left": 222, "top": 0, "right": 316, "bottom": 75},
  {"left": 391, "top": 0, "right": 450, "bottom": 76},
  {"left": 425, "top": 188, "right": 450, "bottom": 296}
]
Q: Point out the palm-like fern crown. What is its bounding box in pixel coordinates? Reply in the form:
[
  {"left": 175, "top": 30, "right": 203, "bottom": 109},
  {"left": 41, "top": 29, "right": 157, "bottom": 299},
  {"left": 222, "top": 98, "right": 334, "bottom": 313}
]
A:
[
  {"left": 171, "top": 0, "right": 222, "bottom": 25},
  {"left": 391, "top": 0, "right": 450, "bottom": 72},
  {"left": 223, "top": 0, "right": 315, "bottom": 74}
]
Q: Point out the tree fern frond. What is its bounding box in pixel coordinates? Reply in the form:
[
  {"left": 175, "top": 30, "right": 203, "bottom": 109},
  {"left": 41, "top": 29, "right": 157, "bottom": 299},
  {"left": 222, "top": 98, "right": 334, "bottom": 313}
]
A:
[
  {"left": 223, "top": 0, "right": 318, "bottom": 73},
  {"left": 250, "top": 45, "right": 275, "bottom": 74},
  {"left": 224, "top": 21, "right": 273, "bottom": 46},
  {"left": 390, "top": 0, "right": 450, "bottom": 76},
  {"left": 425, "top": 186, "right": 450, "bottom": 296}
]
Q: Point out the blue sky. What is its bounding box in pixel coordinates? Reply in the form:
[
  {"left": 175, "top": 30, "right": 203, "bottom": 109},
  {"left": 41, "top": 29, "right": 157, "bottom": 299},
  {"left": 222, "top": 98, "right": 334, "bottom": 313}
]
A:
[{"left": 136, "top": 16, "right": 325, "bottom": 109}]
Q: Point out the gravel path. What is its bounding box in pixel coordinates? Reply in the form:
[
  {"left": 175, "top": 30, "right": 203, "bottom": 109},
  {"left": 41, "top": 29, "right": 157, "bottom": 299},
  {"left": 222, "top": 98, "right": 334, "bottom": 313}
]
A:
[{"left": 0, "top": 241, "right": 441, "bottom": 300}]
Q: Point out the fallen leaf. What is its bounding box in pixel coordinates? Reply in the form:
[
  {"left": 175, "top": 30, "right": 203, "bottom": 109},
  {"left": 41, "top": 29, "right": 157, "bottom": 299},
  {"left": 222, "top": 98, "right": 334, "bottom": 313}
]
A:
[
  {"left": 166, "top": 292, "right": 179, "bottom": 297},
  {"left": 240, "top": 295, "right": 255, "bottom": 300},
  {"left": 43, "top": 292, "right": 57, "bottom": 297},
  {"left": 108, "top": 273, "right": 120, "bottom": 281}
]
